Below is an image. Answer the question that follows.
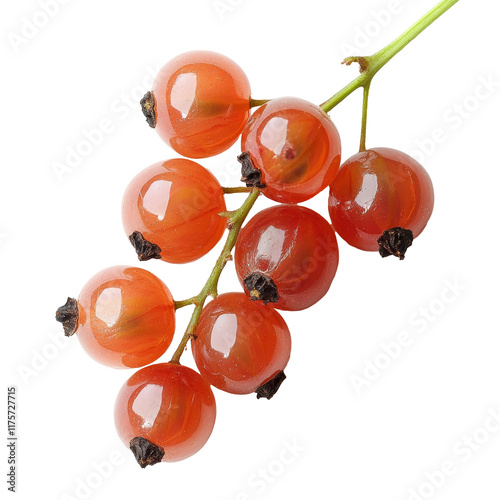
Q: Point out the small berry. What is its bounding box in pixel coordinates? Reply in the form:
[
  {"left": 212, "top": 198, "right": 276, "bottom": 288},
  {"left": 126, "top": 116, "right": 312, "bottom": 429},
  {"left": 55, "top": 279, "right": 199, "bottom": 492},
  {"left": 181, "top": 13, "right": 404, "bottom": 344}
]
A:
[
  {"left": 56, "top": 266, "right": 175, "bottom": 368},
  {"left": 114, "top": 363, "right": 216, "bottom": 465},
  {"left": 122, "top": 159, "right": 227, "bottom": 264},
  {"left": 241, "top": 97, "right": 341, "bottom": 203},
  {"left": 235, "top": 205, "right": 339, "bottom": 310},
  {"left": 328, "top": 147, "right": 434, "bottom": 258},
  {"left": 144, "top": 51, "right": 251, "bottom": 158},
  {"left": 191, "top": 292, "right": 291, "bottom": 397}
]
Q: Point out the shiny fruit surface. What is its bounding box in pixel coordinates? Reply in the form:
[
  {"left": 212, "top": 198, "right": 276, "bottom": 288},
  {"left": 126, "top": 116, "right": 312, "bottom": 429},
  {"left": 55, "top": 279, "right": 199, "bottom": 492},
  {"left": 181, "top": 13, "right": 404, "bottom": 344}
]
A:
[
  {"left": 191, "top": 293, "right": 291, "bottom": 395},
  {"left": 328, "top": 147, "right": 434, "bottom": 251},
  {"left": 152, "top": 50, "right": 251, "bottom": 158},
  {"left": 76, "top": 266, "right": 175, "bottom": 368},
  {"left": 235, "top": 205, "right": 339, "bottom": 311},
  {"left": 122, "top": 158, "right": 227, "bottom": 264},
  {"left": 241, "top": 97, "right": 341, "bottom": 203},
  {"left": 115, "top": 363, "right": 216, "bottom": 463}
]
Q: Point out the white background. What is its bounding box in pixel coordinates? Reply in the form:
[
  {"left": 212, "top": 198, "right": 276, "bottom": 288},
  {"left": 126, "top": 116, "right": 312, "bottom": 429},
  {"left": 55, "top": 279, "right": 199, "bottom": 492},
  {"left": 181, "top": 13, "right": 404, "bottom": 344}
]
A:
[{"left": 2, "top": 1, "right": 500, "bottom": 499}]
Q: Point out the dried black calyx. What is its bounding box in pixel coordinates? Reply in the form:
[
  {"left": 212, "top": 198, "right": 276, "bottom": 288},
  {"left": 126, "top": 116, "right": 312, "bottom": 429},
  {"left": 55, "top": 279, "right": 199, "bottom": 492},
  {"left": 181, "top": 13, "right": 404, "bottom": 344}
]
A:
[
  {"left": 140, "top": 91, "right": 156, "bottom": 128},
  {"left": 129, "top": 437, "right": 165, "bottom": 468},
  {"left": 243, "top": 272, "right": 279, "bottom": 305},
  {"left": 129, "top": 231, "right": 162, "bottom": 261},
  {"left": 238, "top": 152, "right": 266, "bottom": 189},
  {"left": 377, "top": 227, "right": 414, "bottom": 260},
  {"left": 256, "top": 371, "right": 287, "bottom": 400},
  {"left": 55, "top": 297, "right": 79, "bottom": 337}
]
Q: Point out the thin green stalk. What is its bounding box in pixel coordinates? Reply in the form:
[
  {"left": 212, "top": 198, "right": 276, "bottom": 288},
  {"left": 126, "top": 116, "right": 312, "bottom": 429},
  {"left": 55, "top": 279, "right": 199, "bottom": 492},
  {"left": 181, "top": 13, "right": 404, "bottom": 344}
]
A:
[
  {"left": 170, "top": 188, "right": 260, "bottom": 364},
  {"left": 359, "top": 80, "right": 371, "bottom": 152},
  {"left": 320, "top": 0, "right": 459, "bottom": 113},
  {"left": 222, "top": 186, "right": 254, "bottom": 194},
  {"left": 250, "top": 98, "right": 270, "bottom": 108},
  {"left": 174, "top": 297, "right": 197, "bottom": 310}
]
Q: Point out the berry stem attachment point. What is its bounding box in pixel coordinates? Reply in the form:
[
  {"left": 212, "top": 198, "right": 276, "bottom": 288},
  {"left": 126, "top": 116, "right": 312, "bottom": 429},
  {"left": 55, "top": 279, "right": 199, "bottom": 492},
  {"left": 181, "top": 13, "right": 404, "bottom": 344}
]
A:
[
  {"left": 170, "top": 189, "right": 261, "bottom": 364},
  {"left": 320, "top": 0, "right": 460, "bottom": 113}
]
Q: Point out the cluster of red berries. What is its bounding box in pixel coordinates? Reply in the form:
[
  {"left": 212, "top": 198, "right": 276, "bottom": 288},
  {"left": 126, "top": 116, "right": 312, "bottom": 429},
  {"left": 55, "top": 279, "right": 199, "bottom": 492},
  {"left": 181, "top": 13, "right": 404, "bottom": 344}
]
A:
[{"left": 56, "top": 50, "right": 434, "bottom": 468}]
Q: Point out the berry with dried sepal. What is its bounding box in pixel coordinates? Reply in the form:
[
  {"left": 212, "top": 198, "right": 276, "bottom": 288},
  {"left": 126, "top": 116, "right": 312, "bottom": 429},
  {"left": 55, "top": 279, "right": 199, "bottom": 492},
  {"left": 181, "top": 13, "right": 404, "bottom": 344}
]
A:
[
  {"left": 143, "top": 50, "right": 251, "bottom": 158},
  {"left": 122, "top": 158, "right": 227, "bottom": 264},
  {"left": 241, "top": 97, "right": 341, "bottom": 203},
  {"left": 328, "top": 147, "right": 434, "bottom": 259},
  {"left": 192, "top": 292, "right": 291, "bottom": 398},
  {"left": 114, "top": 363, "right": 216, "bottom": 466},
  {"left": 235, "top": 205, "right": 339, "bottom": 311},
  {"left": 55, "top": 266, "right": 175, "bottom": 368}
]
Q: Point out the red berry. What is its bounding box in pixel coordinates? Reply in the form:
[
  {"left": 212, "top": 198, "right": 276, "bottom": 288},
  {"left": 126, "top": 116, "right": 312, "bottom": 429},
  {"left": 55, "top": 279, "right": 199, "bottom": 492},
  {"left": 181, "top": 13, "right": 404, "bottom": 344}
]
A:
[
  {"left": 57, "top": 266, "right": 175, "bottom": 368},
  {"left": 328, "top": 147, "right": 434, "bottom": 258},
  {"left": 191, "top": 293, "right": 291, "bottom": 397},
  {"left": 235, "top": 205, "right": 339, "bottom": 311},
  {"left": 148, "top": 51, "right": 251, "bottom": 158},
  {"left": 241, "top": 97, "right": 341, "bottom": 203},
  {"left": 115, "top": 363, "right": 216, "bottom": 466},
  {"left": 122, "top": 158, "right": 227, "bottom": 264}
]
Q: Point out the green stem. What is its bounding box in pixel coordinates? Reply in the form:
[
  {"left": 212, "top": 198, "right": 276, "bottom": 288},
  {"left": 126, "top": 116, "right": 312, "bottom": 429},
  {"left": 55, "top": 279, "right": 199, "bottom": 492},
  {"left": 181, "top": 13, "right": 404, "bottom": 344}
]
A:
[
  {"left": 222, "top": 186, "right": 254, "bottom": 194},
  {"left": 170, "top": 188, "right": 261, "bottom": 364},
  {"left": 359, "top": 80, "right": 371, "bottom": 152},
  {"left": 250, "top": 98, "right": 270, "bottom": 108},
  {"left": 320, "top": 0, "right": 459, "bottom": 113},
  {"left": 174, "top": 297, "right": 197, "bottom": 310}
]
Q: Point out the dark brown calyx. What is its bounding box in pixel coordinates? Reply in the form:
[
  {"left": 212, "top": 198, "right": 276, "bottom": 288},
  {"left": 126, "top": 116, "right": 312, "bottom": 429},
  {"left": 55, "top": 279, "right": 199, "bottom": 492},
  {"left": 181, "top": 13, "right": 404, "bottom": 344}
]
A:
[
  {"left": 55, "top": 298, "right": 79, "bottom": 337},
  {"left": 243, "top": 272, "right": 279, "bottom": 305},
  {"left": 377, "top": 227, "right": 414, "bottom": 260},
  {"left": 129, "top": 437, "right": 164, "bottom": 468},
  {"left": 140, "top": 91, "right": 156, "bottom": 128},
  {"left": 129, "top": 231, "right": 162, "bottom": 261},
  {"left": 238, "top": 152, "right": 266, "bottom": 189},
  {"left": 256, "top": 371, "right": 286, "bottom": 400}
]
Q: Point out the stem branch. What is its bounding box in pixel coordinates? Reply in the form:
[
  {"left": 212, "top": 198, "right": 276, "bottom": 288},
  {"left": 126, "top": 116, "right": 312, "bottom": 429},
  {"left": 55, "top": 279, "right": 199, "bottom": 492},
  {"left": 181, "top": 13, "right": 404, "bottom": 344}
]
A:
[
  {"left": 320, "top": 0, "right": 459, "bottom": 113},
  {"left": 170, "top": 189, "right": 260, "bottom": 364}
]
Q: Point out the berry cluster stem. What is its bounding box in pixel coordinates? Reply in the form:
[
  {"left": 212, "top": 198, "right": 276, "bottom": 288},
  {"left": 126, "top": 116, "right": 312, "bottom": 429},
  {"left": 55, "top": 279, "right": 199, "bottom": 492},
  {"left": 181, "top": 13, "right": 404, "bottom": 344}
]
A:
[
  {"left": 170, "top": 188, "right": 261, "bottom": 364},
  {"left": 320, "top": 0, "right": 460, "bottom": 113}
]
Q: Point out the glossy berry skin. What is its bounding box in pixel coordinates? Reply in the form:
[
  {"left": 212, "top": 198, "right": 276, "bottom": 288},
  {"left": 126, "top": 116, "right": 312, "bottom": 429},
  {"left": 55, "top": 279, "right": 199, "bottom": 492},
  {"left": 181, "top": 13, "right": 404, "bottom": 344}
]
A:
[
  {"left": 328, "top": 148, "right": 434, "bottom": 251},
  {"left": 235, "top": 205, "right": 339, "bottom": 311},
  {"left": 122, "top": 159, "right": 227, "bottom": 264},
  {"left": 76, "top": 266, "right": 175, "bottom": 369},
  {"left": 152, "top": 51, "right": 251, "bottom": 158},
  {"left": 115, "top": 363, "right": 216, "bottom": 463},
  {"left": 191, "top": 293, "right": 291, "bottom": 395},
  {"left": 241, "top": 97, "right": 341, "bottom": 203}
]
